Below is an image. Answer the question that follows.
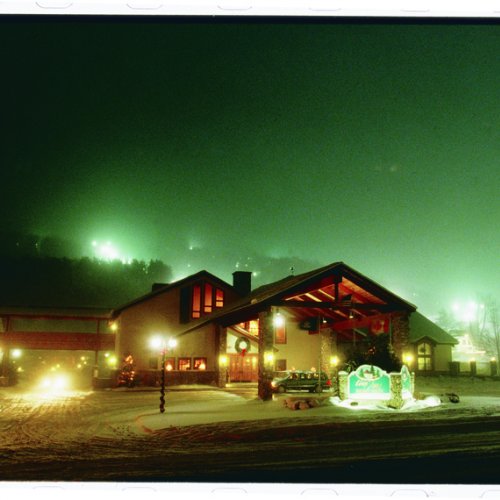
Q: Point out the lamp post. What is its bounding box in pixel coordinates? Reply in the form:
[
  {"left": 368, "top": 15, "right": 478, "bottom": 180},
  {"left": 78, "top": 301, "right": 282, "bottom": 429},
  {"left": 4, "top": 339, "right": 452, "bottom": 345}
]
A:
[{"left": 151, "top": 336, "right": 177, "bottom": 413}]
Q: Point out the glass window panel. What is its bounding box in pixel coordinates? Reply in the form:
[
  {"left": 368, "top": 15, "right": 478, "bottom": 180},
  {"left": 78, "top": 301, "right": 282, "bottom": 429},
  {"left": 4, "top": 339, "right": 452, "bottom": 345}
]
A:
[
  {"left": 192, "top": 284, "right": 201, "bottom": 318},
  {"left": 215, "top": 288, "right": 224, "bottom": 308},
  {"left": 178, "top": 357, "right": 191, "bottom": 371},
  {"left": 204, "top": 283, "right": 213, "bottom": 313},
  {"left": 193, "top": 357, "right": 207, "bottom": 370}
]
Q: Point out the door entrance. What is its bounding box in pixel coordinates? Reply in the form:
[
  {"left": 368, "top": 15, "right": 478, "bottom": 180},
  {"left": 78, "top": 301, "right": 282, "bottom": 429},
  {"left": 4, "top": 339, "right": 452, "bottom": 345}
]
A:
[{"left": 228, "top": 353, "right": 258, "bottom": 382}]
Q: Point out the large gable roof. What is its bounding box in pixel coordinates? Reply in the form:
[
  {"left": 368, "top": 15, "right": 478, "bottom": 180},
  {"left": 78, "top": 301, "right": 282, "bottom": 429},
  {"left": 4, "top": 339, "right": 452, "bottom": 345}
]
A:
[
  {"left": 111, "top": 270, "right": 234, "bottom": 317},
  {"left": 249, "top": 261, "right": 416, "bottom": 307},
  {"left": 409, "top": 312, "right": 458, "bottom": 345},
  {"left": 177, "top": 261, "right": 417, "bottom": 336}
]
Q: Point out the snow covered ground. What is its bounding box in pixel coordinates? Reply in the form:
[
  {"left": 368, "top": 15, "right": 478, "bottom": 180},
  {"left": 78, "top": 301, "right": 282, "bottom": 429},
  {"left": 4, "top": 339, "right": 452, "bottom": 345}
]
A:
[
  {"left": 135, "top": 376, "right": 500, "bottom": 434},
  {"left": 0, "top": 376, "right": 499, "bottom": 483}
]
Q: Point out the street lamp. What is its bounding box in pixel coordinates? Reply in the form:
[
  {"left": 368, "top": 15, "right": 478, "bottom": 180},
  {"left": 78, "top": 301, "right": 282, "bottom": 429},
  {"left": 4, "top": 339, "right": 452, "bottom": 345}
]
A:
[{"left": 150, "top": 336, "right": 177, "bottom": 413}]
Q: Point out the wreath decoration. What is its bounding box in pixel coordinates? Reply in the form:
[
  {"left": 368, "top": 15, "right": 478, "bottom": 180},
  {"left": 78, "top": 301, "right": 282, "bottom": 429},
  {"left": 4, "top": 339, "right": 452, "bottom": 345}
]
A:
[{"left": 235, "top": 337, "right": 251, "bottom": 355}]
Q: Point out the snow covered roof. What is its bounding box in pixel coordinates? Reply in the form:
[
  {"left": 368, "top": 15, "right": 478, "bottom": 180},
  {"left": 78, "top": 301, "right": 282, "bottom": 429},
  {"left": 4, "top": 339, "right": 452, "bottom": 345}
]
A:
[{"left": 409, "top": 312, "right": 458, "bottom": 345}]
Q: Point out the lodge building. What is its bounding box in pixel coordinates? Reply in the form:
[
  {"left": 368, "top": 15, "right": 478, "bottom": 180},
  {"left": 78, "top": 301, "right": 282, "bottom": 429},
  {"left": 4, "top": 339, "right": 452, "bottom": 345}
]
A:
[
  {"left": 0, "top": 262, "right": 456, "bottom": 398},
  {"left": 0, "top": 261, "right": 458, "bottom": 397}
]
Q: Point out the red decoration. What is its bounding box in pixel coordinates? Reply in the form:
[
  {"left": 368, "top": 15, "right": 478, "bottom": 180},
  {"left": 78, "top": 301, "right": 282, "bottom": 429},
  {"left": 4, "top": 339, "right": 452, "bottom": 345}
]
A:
[{"left": 370, "top": 318, "right": 390, "bottom": 335}]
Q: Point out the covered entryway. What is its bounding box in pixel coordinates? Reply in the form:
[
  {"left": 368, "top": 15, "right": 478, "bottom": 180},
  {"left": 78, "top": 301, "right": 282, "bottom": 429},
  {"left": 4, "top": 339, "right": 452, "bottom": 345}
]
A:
[
  {"left": 228, "top": 353, "right": 258, "bottom": 382},
  {"left": 212, "top": 262, "right": 416, "bottom": 400}
]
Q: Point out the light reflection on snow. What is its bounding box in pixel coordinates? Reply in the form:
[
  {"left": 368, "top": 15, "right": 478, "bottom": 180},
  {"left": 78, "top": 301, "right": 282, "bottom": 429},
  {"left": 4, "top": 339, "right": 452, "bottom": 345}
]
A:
[
  {"left": 330, "top": 395, "right": 442, "bottom": 412},
  {"left": 13, "top": 390, "right": 92, "bottom": 403}
]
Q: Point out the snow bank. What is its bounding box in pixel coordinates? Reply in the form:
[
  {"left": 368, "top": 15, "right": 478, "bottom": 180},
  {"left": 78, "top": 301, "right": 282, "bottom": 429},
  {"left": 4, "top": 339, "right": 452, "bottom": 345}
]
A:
[{"left": 330, "top": 395, "right": 441, "bottom": 412}]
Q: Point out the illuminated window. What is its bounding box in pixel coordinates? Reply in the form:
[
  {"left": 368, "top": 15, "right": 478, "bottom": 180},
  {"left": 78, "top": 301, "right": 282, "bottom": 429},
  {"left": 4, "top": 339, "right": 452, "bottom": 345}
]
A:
[
  {"left": 248, "top": 320, "right": 259, "bottom": 336},
  {"left": 204, "top": 283, "right": 213, "bottom": 313},
  {"left": 189, "top": 282, "right": 225, "bottom": 319},
  {"left": 178, "top": 357, "right": 191, "bottom": 371},
  {"left": 215, "top": 288, "right": 224, "bottom": 308},
  {"left": 417, "top": 341, "right": 433, "bottom": 371},
  {"left": 193, "top": 357, "right": 207, "bottom": 370},
  {"left": 165, "top": 357, "right": 175, "bottom": 371},
  {"left": 192, "top": 285, "right": 201, "bottom": 319}
]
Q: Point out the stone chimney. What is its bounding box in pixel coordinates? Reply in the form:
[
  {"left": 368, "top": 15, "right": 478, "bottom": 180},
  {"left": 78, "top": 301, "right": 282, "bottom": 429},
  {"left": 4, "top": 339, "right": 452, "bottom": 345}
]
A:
[{"left": 232, "top": 271, "right": 252, "bottom": 296}]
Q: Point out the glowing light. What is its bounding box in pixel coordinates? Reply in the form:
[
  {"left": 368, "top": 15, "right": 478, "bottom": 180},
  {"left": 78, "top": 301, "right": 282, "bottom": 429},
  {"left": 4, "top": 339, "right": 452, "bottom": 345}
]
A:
[
  {"left": 219, "top": 355, "right": 228, "bottom": 366},
  {"left": 451, "top": 300, "right": 486, "bottom": 323},
  {"left": 11, "top": 349, "right": 22, "bottom": 359},
  {"left": 150, "top": 337, "right": 163, "bottom": 350},
  {"left": 38, "top": 373, "right": 71, "bottom": 392},
  {"left": 330, "top": 356, "right": 339, "bottom": 367},
  {"left": 403, "top": 353, "right": 414, "bottom": 365},
  {"left": 273, "top": 311, "right": 285, "bottom": 328},
  {"left": 150, "top": 336, "right": 177, "bottom": 350},
  {"left": 109, "top": 322, "right": 118, "bottom": 332},
  {"left": 91, "top": 240, "right": 132, "bottom": 264},
  {"left": 264, "top": 352, "right": 275, "bottom": 365},
  {"left": 107, "top": 356, "right": 118, "bottom": 367}
]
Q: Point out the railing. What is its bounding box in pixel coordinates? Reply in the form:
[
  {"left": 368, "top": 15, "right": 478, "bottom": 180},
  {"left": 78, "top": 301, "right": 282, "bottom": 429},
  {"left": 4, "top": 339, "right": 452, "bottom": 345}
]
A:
[{"left": 449, "top": 360, "right": 498, "bottom": 377}]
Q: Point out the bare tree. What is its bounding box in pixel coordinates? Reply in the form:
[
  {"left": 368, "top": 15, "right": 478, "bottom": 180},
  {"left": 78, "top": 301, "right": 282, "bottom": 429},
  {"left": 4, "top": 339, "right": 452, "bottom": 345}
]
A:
[{"left": 487, "top": 299, "right": 500, "bottom": 363}]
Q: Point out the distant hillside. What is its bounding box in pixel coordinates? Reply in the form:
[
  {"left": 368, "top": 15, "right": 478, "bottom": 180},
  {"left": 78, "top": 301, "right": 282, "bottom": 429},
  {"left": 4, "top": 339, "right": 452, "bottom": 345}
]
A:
[{"left": 0, "top": 255, "right": 172, "bottom": 308}]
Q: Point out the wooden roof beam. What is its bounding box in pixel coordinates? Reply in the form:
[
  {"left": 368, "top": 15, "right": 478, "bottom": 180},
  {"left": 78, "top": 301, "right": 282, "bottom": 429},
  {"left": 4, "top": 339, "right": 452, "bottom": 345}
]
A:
[{"left": 276, "top": 300, "right": 395, "bottom": 312}]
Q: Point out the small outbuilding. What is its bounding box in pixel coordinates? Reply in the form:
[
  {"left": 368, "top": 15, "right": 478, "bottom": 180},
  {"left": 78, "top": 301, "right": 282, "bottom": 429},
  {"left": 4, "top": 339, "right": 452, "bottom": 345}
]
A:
[{"left": 408, "top": 312, "right": 458, "bottom": 374}]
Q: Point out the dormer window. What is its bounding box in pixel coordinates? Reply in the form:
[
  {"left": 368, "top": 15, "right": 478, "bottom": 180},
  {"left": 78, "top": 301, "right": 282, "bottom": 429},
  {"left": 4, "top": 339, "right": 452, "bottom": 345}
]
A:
[
  {"left": 192, "top": 284, "right": 202, "bottom": 319},
  {"left": 181, "top": 281, "right": 225, "bottom": 322}
]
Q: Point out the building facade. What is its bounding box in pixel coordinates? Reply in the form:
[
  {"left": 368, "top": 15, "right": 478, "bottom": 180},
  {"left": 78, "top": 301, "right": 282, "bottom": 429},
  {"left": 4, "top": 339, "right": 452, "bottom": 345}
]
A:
[{"left": 0, "top": 262, "right": 459, "bottom": 393}]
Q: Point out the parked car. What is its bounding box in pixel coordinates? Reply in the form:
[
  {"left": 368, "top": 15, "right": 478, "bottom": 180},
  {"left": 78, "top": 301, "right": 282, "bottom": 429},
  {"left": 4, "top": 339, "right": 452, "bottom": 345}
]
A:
[{"left": 270, "top": 370, "right": 331, "bottom": 393}]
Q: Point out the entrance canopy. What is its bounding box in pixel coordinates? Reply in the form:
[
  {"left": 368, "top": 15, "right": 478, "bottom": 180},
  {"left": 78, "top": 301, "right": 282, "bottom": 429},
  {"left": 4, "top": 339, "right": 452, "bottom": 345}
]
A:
[
  {"left": 224, "top": 262, "right": 414, "bottom": 331},
  {"left": 178, "top": 262, "right": 416, "bottom": 341}
]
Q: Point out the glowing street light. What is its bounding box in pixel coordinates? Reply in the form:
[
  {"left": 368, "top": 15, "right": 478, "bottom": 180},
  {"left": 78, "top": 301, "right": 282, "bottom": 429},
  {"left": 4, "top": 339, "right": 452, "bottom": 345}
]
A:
[
  {"left": 403, "top": 353, "right": 414, "bottom": 365},
  {"left": 11, "top": 349, "right": 22, "bottom": 359},
  {"left": 150, "top": 336, "right": 178, "bottom": 413},
  {"left": 273, "top": 311, "right": 285, "bottom": 328},
  {"left": 330, "top": 355, "right": 339, "bottom": 367}
]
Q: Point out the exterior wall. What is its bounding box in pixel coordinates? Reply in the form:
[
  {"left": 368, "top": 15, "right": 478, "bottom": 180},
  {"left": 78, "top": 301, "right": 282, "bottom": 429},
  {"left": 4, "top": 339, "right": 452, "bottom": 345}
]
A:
[
  {"left": 434, "top": 344, "right": 453, "bottom": 372},
  {"left": 116, "top": 288, "right": 217, "bottom": 374},
  {"left": 272, "top": 321, "right": 322, "bottom": 373},
  {"left": 115, "top": 288, "right": 182, "bottom": 367}
]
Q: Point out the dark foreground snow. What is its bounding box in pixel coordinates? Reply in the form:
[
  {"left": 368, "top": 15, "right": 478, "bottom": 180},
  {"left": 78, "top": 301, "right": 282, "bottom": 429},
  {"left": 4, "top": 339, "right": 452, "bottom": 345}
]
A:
[{"left": 0, "top": 377, "right": 499, "bottom": 483}]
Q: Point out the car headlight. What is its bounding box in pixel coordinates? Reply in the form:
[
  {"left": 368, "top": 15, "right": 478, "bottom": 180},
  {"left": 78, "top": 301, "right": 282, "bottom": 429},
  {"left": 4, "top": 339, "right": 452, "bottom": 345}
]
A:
[{"left": 38, "top": 374, "right": 70, "bottom": 391}]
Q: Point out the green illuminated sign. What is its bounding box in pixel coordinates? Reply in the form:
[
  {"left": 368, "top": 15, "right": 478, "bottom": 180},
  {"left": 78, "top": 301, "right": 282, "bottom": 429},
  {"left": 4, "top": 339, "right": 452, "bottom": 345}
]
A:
[
  {"left": 401, "top": 364, "right": 412, "bottom": 399},
  {"left": 347, "top": 364, "right": 391, "bottom": 400}
]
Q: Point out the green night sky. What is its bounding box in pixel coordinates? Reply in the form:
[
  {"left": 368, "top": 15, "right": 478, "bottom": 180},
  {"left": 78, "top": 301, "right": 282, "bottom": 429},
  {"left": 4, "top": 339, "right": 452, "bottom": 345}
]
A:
[{"left": 1, "top": 17, "right": 499, "bottom": 316}]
